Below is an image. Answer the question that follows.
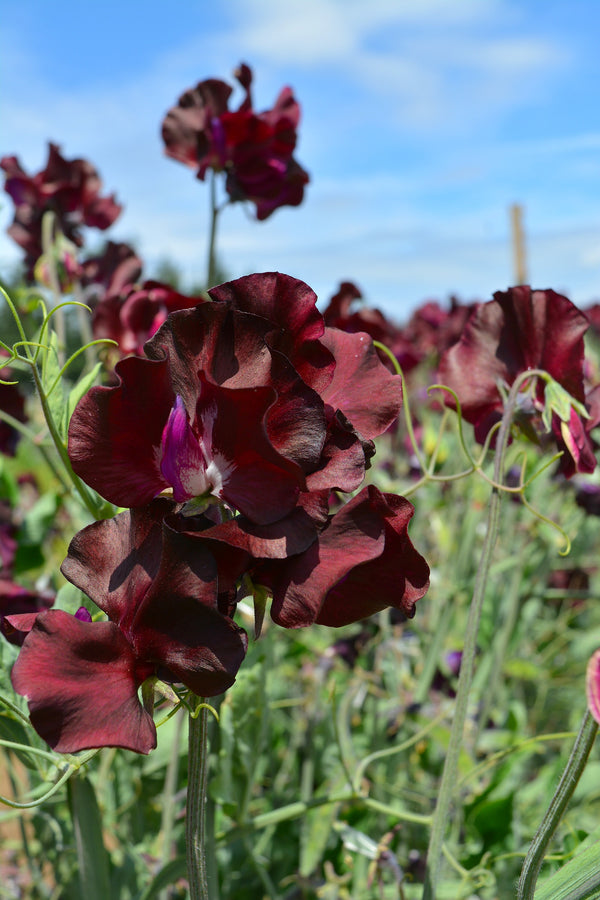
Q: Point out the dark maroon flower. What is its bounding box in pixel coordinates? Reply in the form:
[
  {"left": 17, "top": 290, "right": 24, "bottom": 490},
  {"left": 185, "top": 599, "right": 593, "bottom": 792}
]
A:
[
  {"left": 0, "top": 580, "right": 54, "bottom": 646},
  {"left": 0, "top": 501, "right": 17, "bottom": 573},
  {"left": 402, "top": 297, "right": 476, "bottom": 362},
  {"left": 80, "top": 241, "right": 143, "bottom": 303},
  {"left": 91, "top": 280, "right": 203, "bottom": 357},
  {"left": 255, "top": 485, "right": 429, "bottom": 628},
  {"left": 162, "top": 64, "right": 309, "bottom": 219},
  {"left": 68, "top": 273, "right": 402, "bottom": 524},
  {"left": 1, "top": 143, "right": 121, "bottom": 279},
  {"left": 322, "top": 282, "right": 421, "bottom": 374},
  {"left": 10, "top": 499, "right": 247, "bottom": 753},
  {"left": 438, "top": 286, "right": 596, "bottom": 476},
  {"left": 0, "top": 358, "right": 26, "bottom": 456}
]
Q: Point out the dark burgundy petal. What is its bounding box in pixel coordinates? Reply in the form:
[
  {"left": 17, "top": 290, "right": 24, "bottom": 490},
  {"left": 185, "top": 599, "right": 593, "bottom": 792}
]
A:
[
  {"left": 145, "top": 301, "right": 269, "bottom": 400},
  {"left": 68, "top": 356, "right": 174, "bottom": 506},
  {"left": 268, "top": 486, "right": 386, "bottom": 628},
  {"left": 0, "top": 581, "right": 54, "bottom": 645},
  {"left": 208, "top": 273, "right": 334, "bottom": 393},
  {"left": 61, "top": 502, "right": 247, "bottom": 695},
  {"left": 305, "top": 413, "right": 373, "bottom": 493},
  {"left": 319, "top": 329, "right": 403, "bottom": 439},
  {"left": 132, "top": 600, "right": 247, "bottom": 697},
  {"left": 316, "top": 491, "right": 430, "bottom": 626},
  {"left": 438, "top": 287, "right": 589, "bottom": 429},
  {"left": 11, "top": 611, "right": 156, "bottom": 754},
  {"left": 196, "top": 504, "right": 319, "bottom": 559},
  {"left": 190, "top": 377, "right": 305, "bottom": 524},
  {"left": 164, "top": 512, "right": 251, "bottom": 592},
  {"left": 60, "top": 500, "right": 173, "bottom": 626},
  {"left": 162, "top": 79, "right": 233, "bottom": 171},
  {"left": 267, "top": 486, "right": 428, "bottom": 628}
]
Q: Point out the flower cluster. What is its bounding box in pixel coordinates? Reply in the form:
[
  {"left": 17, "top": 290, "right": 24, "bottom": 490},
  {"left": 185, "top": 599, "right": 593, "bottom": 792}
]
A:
[
  {"left": 438, "top": 286, "right": 598, "bottom": 477},
  {"left": 10, "top": 272, "right": 429, "bottom": 753},
  {"left": 162, "top": 64, "right": 309, "bottom": 220},
  {"left": 0, "top": 143, "right": 121, "bottom": 279}
]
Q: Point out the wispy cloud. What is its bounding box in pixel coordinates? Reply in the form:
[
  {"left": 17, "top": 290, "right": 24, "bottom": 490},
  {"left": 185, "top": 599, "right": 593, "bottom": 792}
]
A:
[{"left": 2, "top": 0, "right": 599, "bottom": 320}]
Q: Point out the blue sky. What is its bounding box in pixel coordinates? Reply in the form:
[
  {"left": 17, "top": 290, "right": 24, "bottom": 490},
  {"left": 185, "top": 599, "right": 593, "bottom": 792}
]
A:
[{"left": 3, "top": 0, "right": 600, "bottom": 320}]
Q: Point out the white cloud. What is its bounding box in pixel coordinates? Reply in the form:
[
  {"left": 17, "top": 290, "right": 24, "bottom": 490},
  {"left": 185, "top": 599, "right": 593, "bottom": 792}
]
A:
[{"left": 0, "top": 0, "right": 597, "bottom": 324}]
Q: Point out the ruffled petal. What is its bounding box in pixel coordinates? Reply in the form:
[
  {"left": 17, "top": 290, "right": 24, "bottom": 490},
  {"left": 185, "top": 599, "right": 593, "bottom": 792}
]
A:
[
  {"left": 11, "top": 611, "right": 156, "bottom": 754},
  {"left": 68, "top": 356, "right": 174, "bottom": 507}
]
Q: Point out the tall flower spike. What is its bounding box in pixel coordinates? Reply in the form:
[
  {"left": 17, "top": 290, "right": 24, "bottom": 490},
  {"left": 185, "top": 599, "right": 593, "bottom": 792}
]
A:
[{"left": 161, "top": 65, "right": 309, "bottom": 219}]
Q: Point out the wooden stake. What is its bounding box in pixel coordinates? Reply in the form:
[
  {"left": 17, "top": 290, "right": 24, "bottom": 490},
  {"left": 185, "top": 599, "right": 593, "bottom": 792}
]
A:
[{"left": 510, "top": 203, "right": 527, "bottom": 285}]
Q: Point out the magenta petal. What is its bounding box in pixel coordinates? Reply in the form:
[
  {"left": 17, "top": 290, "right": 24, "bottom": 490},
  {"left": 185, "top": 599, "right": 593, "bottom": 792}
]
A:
[
  {"left": 11, "top": 611, "right": 156, "bottom": 754},
  {"left": 161, "top": 395, "right": 208, "bottom": 501},
  {"left": 68, "top": 356, "right": 175, "bottom": 507},
  {"left": 586, "top": 650, "right": 600, "bottom": 725}
]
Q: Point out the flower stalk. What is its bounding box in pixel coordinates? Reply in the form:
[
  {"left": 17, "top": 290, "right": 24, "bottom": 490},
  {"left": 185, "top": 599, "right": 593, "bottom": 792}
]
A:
[
  {"left": 186, "top": 698, "right": 212, "bottom": 900},
  {"left": 517, "top": 710, "right": 598, "bottom": 899},
  {"left": 422, "top": 370, "right": 532, "bottom": 899}
]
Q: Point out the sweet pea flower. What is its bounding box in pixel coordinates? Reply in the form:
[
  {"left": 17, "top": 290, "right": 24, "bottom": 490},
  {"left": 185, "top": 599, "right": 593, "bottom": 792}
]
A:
[
  {"left": 10, "top": 499, "right": 247, "bottom": 754},
  {"left": 91, "top": 280, "right": 203, "bottom": 357},
  {"left": 254, "top": 485, "right": 430, "bottom": 628},
  {"left": 162, "top": 64, "right": 309, "bottom": 219},
  {"left": 68, "top": 273, "right": 402, "bottom": 525},
  {"left": 0, "top": 580, "right": 54, "bottom": 646},
  {"left": 1, "top": 143, "right": 121, "bottom": 279},
  {"left": 438, "top": 286, "right": 597, "bottom": 476},
  {"left": 79, "top": 240, "right": 143, "bottom": 303}
]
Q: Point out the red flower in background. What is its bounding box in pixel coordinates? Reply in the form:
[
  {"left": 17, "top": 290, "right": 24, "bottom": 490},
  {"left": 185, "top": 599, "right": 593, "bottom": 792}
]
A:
[
  {"left": 10, "top": 500, "right": 247, "bottom": 754},
  {"left": 162, "top": 64, "right": 309, "bottom": 220},
  {"left": 1, "top": 143, "right": 121, "bottom": 278},
  {"left": 322, "top": 283, "right": 477, "bottom": 375},
  {"left": 438, "top": 286, "right": 597, "bottom": 476},
  {"left": 0, "top": 358, "right": 27, "bottom": 457},
  {"left": 91, "top": 280, "right": 203, "bottom": 357},
  {"left": 80, "top": 241, "right": 143, "bottom": 304},
  {"left": 0, "top": 580, "right": 54, "bottom": 646}
]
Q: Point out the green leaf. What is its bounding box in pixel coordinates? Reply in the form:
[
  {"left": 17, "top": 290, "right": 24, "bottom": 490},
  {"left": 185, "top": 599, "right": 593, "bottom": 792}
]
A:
[
  {"left": 41, "top": 330, "right": 69, "bottom": 442},
  {"left": 0, "top": 714, "right": 39, "bottom": 770},
  {"left": 68, "top": 774, "right": 111, "bottom": 900},
  {"left": 134, "top": 856, "right": 187, "bottom": 900},
  {"left": 542, "top": 379, "right": 590, "bottom": 432},
  {"left": 67, "top": 361, "right": 103, "bottom": 425},
  {"left": 535, "top": 840, "right": 600, "bottom": 899}
]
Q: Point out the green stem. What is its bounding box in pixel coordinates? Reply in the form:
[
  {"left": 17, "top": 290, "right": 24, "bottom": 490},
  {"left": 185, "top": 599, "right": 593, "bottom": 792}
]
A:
[
  {"left": 29, "top": 361, "right": 104, "bottom": 519},
  {"left": 186, "top": 699, "right": 211, "bottom": 899},
  {"left": 422, "top": 373, "right": 524, "bottom": 900},
  {"left": 40, "top": 211, "right": 66, "bottom": 366},
  {"left": 206, "top": 172, "right": 221, "bottom": 289},
  {"left": 517, "top": 710, "right": 598, "bottom": 899},
  {"left": 72, "top": 279, "right": 96, "bottom": 372},
  {"left": 159, "top": 707, "right": 185, "bottom": 900}
]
